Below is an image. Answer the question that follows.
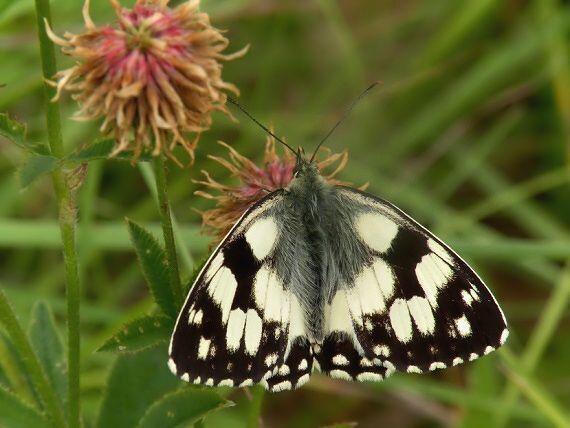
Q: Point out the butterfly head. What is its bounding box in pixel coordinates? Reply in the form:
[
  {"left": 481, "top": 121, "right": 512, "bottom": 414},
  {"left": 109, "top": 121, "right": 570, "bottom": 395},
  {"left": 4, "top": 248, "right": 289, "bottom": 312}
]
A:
[{"left": 293, "top": 147, "right": 317, "bottom": 178}]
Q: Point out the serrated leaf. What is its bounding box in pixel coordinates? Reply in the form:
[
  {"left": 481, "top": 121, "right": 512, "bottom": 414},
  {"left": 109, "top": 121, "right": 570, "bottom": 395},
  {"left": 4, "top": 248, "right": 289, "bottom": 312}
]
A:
[
  {"left": 138, "top": 388, "right": 231, "bottom": 428},
  {"left": 96, "top": 345, "right": 179, "bottom": 428},
  {"left": 27, "top": 302, "right": 67, "bottom": 410},
  {"left": 98, "top": 315, "right": 173, "bottom": 354},
  {"left": 127, "top": 219, "right": 176, "bottom": 318},
  {"left": 18, "top": 155, "right": 59, "bottom": 188},
  {"left": 67, "top": 139, "right": 152, "bottom": 163},
  {"left": 0, "top": 385, "right": 50, "bottom": 428},
  {"left": 0, "top": 113, "right": 49, "bottom": 155}
]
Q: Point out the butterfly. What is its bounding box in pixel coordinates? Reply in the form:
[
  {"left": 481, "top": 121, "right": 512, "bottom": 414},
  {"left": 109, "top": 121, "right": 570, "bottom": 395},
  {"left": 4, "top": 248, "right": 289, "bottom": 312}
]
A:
[{"left": 167, "top": 143, "right": 509, "bottom": 392}]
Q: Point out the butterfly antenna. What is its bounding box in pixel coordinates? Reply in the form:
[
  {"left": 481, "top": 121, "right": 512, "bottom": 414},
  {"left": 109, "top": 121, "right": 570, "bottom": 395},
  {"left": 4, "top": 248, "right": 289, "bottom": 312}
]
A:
[
  {"left": 227, "top": 97, "right": 297, "bottom": 156},
  {"left": 310, "top": 81, "right": 380, "bottom": 163}
]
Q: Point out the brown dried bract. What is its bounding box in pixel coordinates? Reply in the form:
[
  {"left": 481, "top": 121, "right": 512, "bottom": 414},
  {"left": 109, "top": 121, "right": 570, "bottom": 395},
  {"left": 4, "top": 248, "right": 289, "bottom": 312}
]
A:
[{"left": 196, "top": 138, "right": 364, "bottom": 240}]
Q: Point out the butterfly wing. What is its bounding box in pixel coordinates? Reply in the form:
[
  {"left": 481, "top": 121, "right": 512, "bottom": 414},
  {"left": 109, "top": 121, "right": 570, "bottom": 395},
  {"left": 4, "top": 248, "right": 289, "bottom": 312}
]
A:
[
  {"left": 315, "top": 186, "right": 508, "bottom": 380},
  {"left": 168, "top": 191, "right": 313, "bottom": 391}
]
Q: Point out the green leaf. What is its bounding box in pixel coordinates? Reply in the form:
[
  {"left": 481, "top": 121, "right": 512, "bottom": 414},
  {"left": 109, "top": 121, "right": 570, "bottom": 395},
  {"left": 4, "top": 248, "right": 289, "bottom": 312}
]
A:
[
  {"left": 0, "top": 113, "right": 49, "bottom": 155},
  {"left": 96, "top": 345, "right": 179, "bottom": 428},
  {"left": 18, "top": 155, "right": 59, "bottom": 188},
  {"left": 27, "top": 302, "right": 67, "bottom": 410},
  {"left": 67, "top": 139, "right": 152, "bottom": 163},
  {"left": 127, "top": 219, "right": 176, "bottom": 318},
  {"left": 138, "top": 389, "right": 232, "bottom": 428},
  {"left": 0, "top": 385, "right": 50, "bottom": 428},
  {"left": 98, "top": 315, "right": 173, "bottom": 354}
]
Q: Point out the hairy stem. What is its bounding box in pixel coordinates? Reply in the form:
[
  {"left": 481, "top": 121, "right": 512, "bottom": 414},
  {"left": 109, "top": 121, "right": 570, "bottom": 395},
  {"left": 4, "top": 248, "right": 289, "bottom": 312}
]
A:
[
  {"left": 153, "top": 155, "right": 183, "bottom": 307},
  {"left": 34, "top": 0, "right": 81, "bottom": 426}
]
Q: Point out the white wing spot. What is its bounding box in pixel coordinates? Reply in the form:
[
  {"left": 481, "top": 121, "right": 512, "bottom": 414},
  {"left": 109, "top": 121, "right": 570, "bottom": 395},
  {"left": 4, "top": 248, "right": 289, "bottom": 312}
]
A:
[
  {"left": 373, "top": 258, "right": 395, "bottom": 300},
  {"left": 198, "top": 337, "right": 211, "bottom": 360},
  {"left": 278, "top": 365, "right": 290, "bottom": 376},
  {"left": 429, "top": 362, "right": 446, "bottom": 371},
  {"left": 192, "top": 310, "right": 203, "bottom": 326},
  {"left": 239, "top": 379, "right": 253, "bottom": 387},
  {"left": 360, "top": 357, "right": 374, "bottom": 367},
  {"left": 470, "top": 287, "right": 481, "bottom": 302},
  {"left": 374, "top": 345, "right": 390, "bottom": 357},
  {"left": 326, "top": 291, "right": 354, "bottom": 335},
  {"left": 415, "top": 253, "right": 453, "bottom": 308},
  {"left": 265, "top": 353, "right": 278, "bottom": 367},
  {"left": 500, "top": 329, "right": 509, "bottom": 344},
  {"left": 407, "top": 296, "right": 435, "bottom": 335},
  {"left": 356, "top": 212, "right": 399, "bottom": 253},
  {"left": 218, "top": 379, "right": 234, "bottom": 387},
  {"left": 204, "top": 252, "right": 224, "bottom": 282},
  {"left": 329, "top": 369, "right": 352, "bottom": 381},
  {"left": 407, "top": 365, "right": 422, "bottom": 373},
  {"left": 469, "top": 353, "right": 478, "bottom": 361},
  {"left": 226, "top": 309, "right": 246, "bottom": 351},
  {"left": 427, "top": 238, "right": 454, "bottom": 265},
  {"left": 253, "top": 266, "right": 285, "bottom": 324},
  {"left": 181, "top": 373, "right": 190, "bottom": 382},
  {"left": 288, "top": 294, "right": 306, "bottom": 340},
  {"left": 205, "top": 378, "right": 214, "bottom": 386},
  {"left": 298, "top": 359, "right": 308, "bottom": 371},
  {"left": 271, "top": 380, "right": 292, "bottom": 392},
  {"left": 455, "top": 315, "right": 472, "bottom": 337},
  {"left": 484, "top": 346, "right": 494, "bottom": 355},
  {"left": 357, "top": 372, "right": 382, "bottom": 382},
  {"left": 244, "top": 309, "right": 263, "bottom": 355},
  {"left": 348, "top": 266, "right": 387, "bottom": 322},
  {"left": 297, "top": 373, "right": 311, "bottom": 387},
  {"left": 332, "top": 354, "right": 350, "bottom": 366},
  {"left": 453, "top": 357, "right": 464, "bottom": 366},
  {"left": 245, "top": 217, "right": 278, "bottom": 260},
  {"left": 208, "top": 266, "right": 238, "bottom": 324},
  {"left": 193, "top": 376, "right": 201, "bottom": 384},
  {"left": 389, "top": 298, "right": 413, "bottom": 343},
  {"left": 383, "top": 361, "right": 396, "bottom": 376},
  {"left": 461, "top": 290, "right": 474, "bottom": 306},
  {"left": 167, "top": 358, "right": 177, "bottom": 375}
]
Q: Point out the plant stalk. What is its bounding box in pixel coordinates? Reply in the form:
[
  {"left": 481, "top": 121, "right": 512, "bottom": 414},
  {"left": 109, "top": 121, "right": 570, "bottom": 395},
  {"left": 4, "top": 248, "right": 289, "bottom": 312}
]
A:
[
  {"left": 153, "top": 155, "right": 183, "bottom": 307},
  {"left": 34, "top": 0, "right": 81, "bottom": 426}
]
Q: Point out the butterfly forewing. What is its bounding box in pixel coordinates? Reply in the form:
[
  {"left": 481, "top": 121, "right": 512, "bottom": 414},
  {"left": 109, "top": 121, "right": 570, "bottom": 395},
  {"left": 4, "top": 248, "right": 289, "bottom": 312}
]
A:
[
  {"left": 168, "top": 191, "right": 313, "bottom": 391},
  {"left": 324, "top": 187, "right": 509, "bottom": 377}
]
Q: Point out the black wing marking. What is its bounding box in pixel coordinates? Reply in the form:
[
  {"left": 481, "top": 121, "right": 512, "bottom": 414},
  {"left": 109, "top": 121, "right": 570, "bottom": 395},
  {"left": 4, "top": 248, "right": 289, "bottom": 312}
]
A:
[
  {"left": 168, "top": 190, "right": 313, "bottom": 391},
  {"left": 320, "top": 187, "right": 508, "bottom": 379}
]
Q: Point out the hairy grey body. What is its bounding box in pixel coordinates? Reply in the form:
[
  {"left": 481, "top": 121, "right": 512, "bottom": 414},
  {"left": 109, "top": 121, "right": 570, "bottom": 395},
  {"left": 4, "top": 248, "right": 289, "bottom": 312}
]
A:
[{"left": 270, "top": 160, "right": 371, "bottom": 343}]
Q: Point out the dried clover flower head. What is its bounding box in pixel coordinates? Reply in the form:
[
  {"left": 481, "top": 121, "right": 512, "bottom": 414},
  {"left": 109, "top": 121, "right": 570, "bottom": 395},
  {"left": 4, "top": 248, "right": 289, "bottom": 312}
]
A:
[
  {"left": 196, "top": 138, "right": 361, "bottom": 239},
  {"left": 47, "top": 0, "right": 247, "bottom": 164}
]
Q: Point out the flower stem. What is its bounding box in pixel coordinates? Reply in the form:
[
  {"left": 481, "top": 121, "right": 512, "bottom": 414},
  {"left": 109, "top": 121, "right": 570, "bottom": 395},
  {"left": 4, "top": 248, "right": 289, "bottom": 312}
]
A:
[
  {"left": 34, "top": 0, "right": 81, "bottom": 427},
  {"left": 0, "top": 291, "right": 66, "bottom": 427},
  {"left": 153, "top": 155, "right": 183, "bottom": 307}
]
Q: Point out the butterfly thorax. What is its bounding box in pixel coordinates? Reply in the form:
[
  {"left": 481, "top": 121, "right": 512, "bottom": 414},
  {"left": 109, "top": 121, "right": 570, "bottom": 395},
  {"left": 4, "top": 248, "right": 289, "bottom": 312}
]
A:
[{"left": 280, "top": 159, "right": 338, "bottom": 342}]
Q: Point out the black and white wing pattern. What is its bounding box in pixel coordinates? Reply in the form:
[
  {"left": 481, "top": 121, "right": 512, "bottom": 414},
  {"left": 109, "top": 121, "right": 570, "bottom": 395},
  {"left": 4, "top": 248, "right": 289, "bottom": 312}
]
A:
[
  {"left": 315, "top": 187, "right": 508, "bottom": 381},
  {"left": 168, "top": 191, "right": 313, "bottom": 392}
]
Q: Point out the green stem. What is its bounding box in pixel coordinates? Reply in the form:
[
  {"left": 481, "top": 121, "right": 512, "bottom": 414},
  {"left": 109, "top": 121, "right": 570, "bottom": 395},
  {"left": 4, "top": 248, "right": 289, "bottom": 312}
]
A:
[
  {"left": 247, "top": 386, "right": 265, "bottom": 428},
  {"left": 0, "top": 291, "right": 66, "bottom": 427},
  {"left": 153, "top": 156, "right": 183, "bottom": 307},
  {"left": 34, "top": 1, "right": 81, "bottom": 427}
]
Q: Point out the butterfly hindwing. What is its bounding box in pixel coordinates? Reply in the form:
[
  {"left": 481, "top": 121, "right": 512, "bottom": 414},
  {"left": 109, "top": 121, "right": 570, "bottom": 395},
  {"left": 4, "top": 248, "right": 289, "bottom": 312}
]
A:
[
  {"left": 168, "top": 191, "right": 312, "bottom": 391},
  {"left": 321, "top": 187, "right": 509, "bottom": 378}
]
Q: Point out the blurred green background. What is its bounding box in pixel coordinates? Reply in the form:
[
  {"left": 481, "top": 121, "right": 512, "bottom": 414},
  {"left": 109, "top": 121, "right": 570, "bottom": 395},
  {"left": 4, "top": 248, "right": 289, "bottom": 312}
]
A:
[{"left": 1, "top": 0, "right": 569, "bottom": 427}]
